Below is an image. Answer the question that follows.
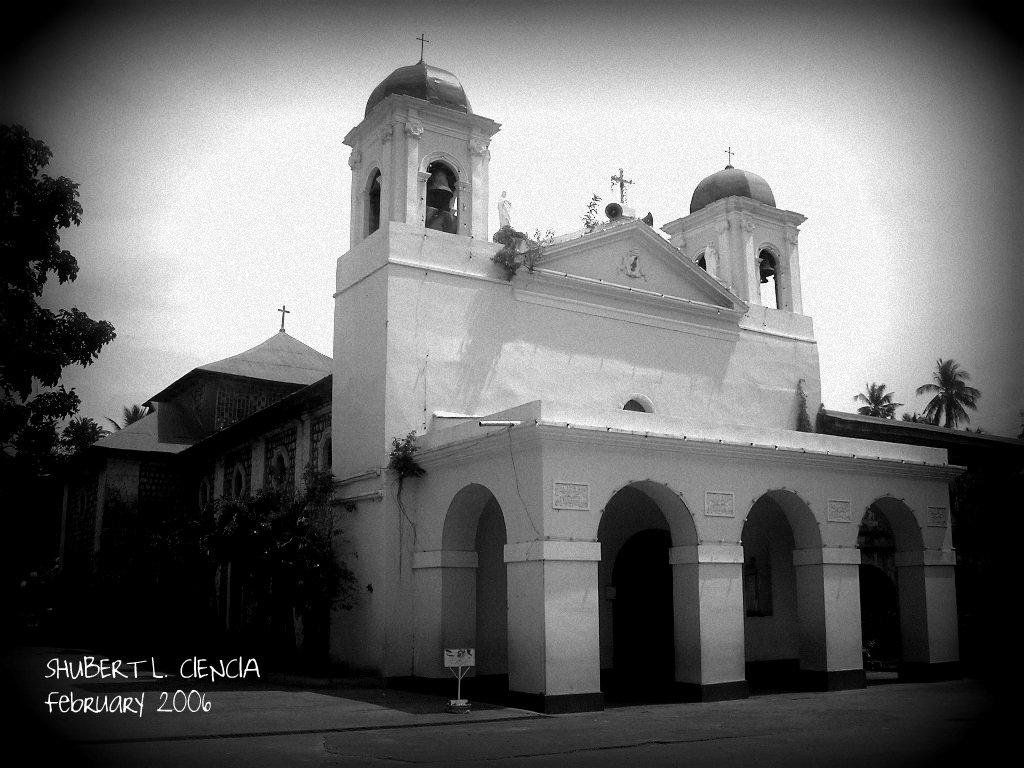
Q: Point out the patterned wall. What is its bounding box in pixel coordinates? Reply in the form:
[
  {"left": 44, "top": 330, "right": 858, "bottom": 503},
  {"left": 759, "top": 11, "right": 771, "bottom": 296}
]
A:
[{"left": 214, "top": 380, "right": 296, "bottom": 431}]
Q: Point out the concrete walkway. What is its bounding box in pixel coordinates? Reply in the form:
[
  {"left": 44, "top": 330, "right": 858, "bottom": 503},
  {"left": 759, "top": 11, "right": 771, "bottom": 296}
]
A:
[{"left": 4, "top": 647, "right": 1005, "bottom": 767}]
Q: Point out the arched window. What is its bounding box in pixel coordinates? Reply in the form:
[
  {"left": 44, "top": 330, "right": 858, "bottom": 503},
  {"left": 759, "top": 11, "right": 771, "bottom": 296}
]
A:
[
  {"left": 757, "top": 248, "right": 779, "bottom": 309},
  {"left": 271, "top": 449, "right": 289, "bottom": 489},
  {"left": 198, "top": 477, "right": 212, "bottom": 511},
  {"left": 622, "top": 395, "right": 654, "bottom": 413},
  {"left": 695, "top": 250, "right": 707, "bottom": 271},
  {"left": 319, "top": 437, "right": 332, "bottom": 471},
  {"left": 424, "top": 160, "right": 458, "bottom": 234},
  {"left": 366, "top": 169, "right": 382, "bottom": 236},
  {"left": 231, "top": 465, "right": 246, "bottom": 498}
]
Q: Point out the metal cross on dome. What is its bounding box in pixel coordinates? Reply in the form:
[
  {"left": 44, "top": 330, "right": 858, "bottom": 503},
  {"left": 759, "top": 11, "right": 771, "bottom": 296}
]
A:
[
  {"left": 417, "top": 33, "right": 429, "bottom": 62},
  {"left": 278, "top": 305, "right": 290, "bottom": 332},
  {"left": 725, "top": 146, "right": 735, "bottom": 166},
  {"left": 610, "top": 167, "right": 633, "bottom": 204}
]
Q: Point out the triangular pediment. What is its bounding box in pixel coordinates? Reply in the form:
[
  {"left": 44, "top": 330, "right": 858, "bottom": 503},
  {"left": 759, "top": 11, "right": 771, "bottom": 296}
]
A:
[{"left": 535, "top": 221, "right": 744, "bottom": 311}]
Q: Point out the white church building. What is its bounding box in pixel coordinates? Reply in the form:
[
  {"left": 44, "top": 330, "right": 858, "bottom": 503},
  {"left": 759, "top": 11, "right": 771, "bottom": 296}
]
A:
[{"left": 328, "top": 58, "right": 962, "bottom": 712}]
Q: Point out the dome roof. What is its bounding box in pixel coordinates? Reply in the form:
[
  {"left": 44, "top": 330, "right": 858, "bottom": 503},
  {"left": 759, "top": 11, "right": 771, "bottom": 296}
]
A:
[
  {"left": 365, "top": 60, "right": 472, "bottom": 117},
  {"left": 689, "top": 165, "right": 776, "bottom": 213}
]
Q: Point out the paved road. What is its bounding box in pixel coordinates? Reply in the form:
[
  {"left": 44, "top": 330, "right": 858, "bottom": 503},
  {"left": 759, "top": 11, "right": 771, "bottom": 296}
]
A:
[{"left": 4, "top": 648, "right": 1005, "bottom": 767}]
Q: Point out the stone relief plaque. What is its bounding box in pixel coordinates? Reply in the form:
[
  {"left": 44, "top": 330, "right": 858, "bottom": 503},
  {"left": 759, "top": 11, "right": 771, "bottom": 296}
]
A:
[
  {"left": 827, "top": 499, "right": 852, "bottom": 523},
  {"left": 704, "top": 491, "right": 735, "bottom": 518},
  {"left": 927, "top": 506, "right": 948, "bottom": 527},
  {"left": 553, "top": 483, "right": 590, "bottom": 511}
]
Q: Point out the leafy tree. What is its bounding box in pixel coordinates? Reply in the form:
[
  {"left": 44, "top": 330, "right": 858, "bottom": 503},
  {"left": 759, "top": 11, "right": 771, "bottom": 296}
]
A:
[
  {"left": 915, "top": 358, "right": 981, "bottom": 429},
  {"left": 106, "top": 403, "right": 149, "bottom": 431},
  {"left": 0, "top": 124, "right": 116, "bottom": 471},
  {"left": 59, "top": 416, "right": 107, "bottom": 456},
  {"left": 205, "top": 466, "right": 356, "bottom": 664},
  {"left": 853, "top": 382, "right": 903, "bottom": 419},
  {"left": 1, "top": 124, "right": 115, "bottom": 600},
  {"left": 901, "top": 411, "right": 931, "bottom": 424}
]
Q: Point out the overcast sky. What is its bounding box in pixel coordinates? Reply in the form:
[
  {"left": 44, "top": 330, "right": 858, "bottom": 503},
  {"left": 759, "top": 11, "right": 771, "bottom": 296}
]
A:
[{"left": 4, "top": 1, "right": 1022, "bottom": 436}]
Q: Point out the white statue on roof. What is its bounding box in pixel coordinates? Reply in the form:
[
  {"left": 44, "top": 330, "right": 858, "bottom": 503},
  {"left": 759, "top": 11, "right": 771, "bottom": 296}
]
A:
[{"left": 497, "top": 190, "right": 512, "bottom": 229}]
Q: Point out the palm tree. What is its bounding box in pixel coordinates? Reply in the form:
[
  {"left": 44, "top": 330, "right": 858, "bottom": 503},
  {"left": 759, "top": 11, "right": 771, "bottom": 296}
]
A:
[
  {"left": 106, "top": 403, "right": 150, "bottom": 431},
  {"left": 915, "top": 358, "right": 981, "bottom": 429},
  {"left": 853, "top": 383, "right": 903, "bottom": 419}
]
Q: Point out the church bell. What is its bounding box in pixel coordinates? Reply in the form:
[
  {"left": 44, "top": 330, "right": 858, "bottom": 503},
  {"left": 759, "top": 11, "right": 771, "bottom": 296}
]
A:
[
  {"left": 758, "top": 257, "right": 777, "bottom": 283},
  {"left": 426, "top": 170, "right": 453, "bottom": 209}
]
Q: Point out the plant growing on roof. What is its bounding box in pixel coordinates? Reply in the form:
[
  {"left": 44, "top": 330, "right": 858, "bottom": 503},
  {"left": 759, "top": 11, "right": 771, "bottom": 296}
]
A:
[
  {"left": 582, "top": 193, "right": 603, "bottom": 232},
  {"left": 491, "top": 225, "right": 553, "bottom": 280},
  {"left": 796, "top": 379, "right": 813, "bottom": 432},
  {"left": 388, "top": 431, "right": 425, "bottom": 488}
]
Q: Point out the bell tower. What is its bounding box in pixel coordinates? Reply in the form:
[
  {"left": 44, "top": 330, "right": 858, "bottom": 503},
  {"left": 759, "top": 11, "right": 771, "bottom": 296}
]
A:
[
  {"left": 662, "top": 164, "right": 807, "bottom": 314},
  {"left": 343, "top": 60, "right": 501, "bottom": 248}
]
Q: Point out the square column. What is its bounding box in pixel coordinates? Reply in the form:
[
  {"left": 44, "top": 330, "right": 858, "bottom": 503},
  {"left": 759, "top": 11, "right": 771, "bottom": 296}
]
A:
[
  {"left": 670, "top": 544, "right": 748, "bottom": 701},
  {"left": 896, "top": 549, "right": 960, "bottom": 680},
  {"left": 504, "top": 540, "right": 603, "bottom": 713},
  {"left": 793, "top": 547, "right": 865, "bottom": 690},
  {"left": 411, "top": 549, "right": 477, "bottom": 678}
]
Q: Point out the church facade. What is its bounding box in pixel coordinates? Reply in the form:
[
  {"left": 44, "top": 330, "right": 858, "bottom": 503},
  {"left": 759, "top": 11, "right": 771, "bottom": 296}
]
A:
[
  {"left": 329, "top": 60, "right": 962, "bottom": 712},
  {"left": 64, "top": 57, "right": 963, "bottom": 714}
]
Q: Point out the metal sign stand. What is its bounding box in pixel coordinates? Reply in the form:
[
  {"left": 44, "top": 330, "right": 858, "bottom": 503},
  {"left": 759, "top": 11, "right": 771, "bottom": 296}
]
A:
[{"left": 443, "top": 648, "right": 475, "bottom": 714}]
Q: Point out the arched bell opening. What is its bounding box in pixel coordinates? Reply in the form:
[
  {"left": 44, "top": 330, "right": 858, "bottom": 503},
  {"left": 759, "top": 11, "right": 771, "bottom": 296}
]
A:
[
  {"left": 695, "top": 250, "right": 707, "bottom": 271},
  {"left": 440, "top": 484, "right": 509, "bottom": 699},
  {"left": 365, "top": 169, "right": 382, "bottom": 236},
  {"left": 425, "top": 161, "right": 458, "bottom": 234},
  {"left": 757, "top": 247, "right": 779, "bottom": 309},
  {"left": 741, "top": 489, "right": 820, "bottom": 692},
  {"left": 597, "top": 481, "right": 696, "bottom": 702}
]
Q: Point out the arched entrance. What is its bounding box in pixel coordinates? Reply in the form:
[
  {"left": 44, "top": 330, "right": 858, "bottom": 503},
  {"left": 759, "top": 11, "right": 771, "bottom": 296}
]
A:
[
  {"left": 858, "top": 504, "right": 900, "bottom": 671},
  {"left": 741, "top": 490, "right": 820, "bottom": 691},
  {"left": 859, "top": 497, "right": 926, "bottom": 679},
  {"left": 598, "top": 481, "right": 693, "bottom": 701},
  {"left": 440, "top": 484, "right": 509, "bottom": 697}
]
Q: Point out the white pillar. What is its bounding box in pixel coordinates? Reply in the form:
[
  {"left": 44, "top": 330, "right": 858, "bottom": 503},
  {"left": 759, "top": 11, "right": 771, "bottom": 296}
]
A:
[
  {"left": 404, "top": 118, "right": 423, "bottom": 225},
  {"left": 896, "top": 549, "right": 960, "bottom": 679},
  {"left": 468, "top": 138, "right": 490, "bottom": 238},
  {"left": 670, "top": 544, "right": 748, "bottom": 700},
  {"left": 504, "top": 540, "right": 602, "bottom": 712},
  {"left": 783, "top": 229, "right": 803, "bottom": 313},
  {"left": 793, "top": 547, "right": 865, "bottom": 690}
]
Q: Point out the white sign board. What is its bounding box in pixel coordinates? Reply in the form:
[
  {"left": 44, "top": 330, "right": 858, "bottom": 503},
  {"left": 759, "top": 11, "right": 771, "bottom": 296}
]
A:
[
  {"left": 553, "top": 483, "right": 590, "bottom": 510},
  {"left": 443, "top": 648, "right": 475, "bottom": 668}
]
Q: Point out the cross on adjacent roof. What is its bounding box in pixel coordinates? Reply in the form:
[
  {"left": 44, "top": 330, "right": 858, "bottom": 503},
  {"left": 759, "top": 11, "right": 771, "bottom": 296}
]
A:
[
  {"left": 610, "top": 167, "right": 633, "bottom": 204},
  {"left": 417, "top": 33, "right": 429, "bottom": 62},
  {"left": 278, "top": 305, "right": 290, "bottom": 332},
  {"left": 725, "top": 146, "right": 735, "bottom": 166}
]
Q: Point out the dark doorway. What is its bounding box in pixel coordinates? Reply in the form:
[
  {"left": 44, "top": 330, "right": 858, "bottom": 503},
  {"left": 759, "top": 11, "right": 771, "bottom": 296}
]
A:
[
  {"left": 610, "top": 529, "right": 674, "bottom": 698},
  {"left": 859, "top": 505, "right": 900, "bottom": 673},
  {"left": 859, "top": 565, "right": 900, "bottom": 670}
]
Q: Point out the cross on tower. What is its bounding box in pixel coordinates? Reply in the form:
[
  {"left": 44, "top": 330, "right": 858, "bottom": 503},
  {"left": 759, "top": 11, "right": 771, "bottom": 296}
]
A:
[
  {"left": 277, "top": 305, "right": 290, "bottom": 332},
  {"left": 610, "top": 167, "right": 633, "bottom": 204},
  {"left": 725, "top": 146, "right": 735, "bottom": 166},
  {"left": 417, "top": 33, "right": 429, "bottom": 62}
]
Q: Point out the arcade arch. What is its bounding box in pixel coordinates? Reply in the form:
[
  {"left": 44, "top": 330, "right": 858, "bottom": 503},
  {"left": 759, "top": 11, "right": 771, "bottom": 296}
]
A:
[
  {"left": 440, "top": 484, "right": 509, "bottom": 687},
  {"left": 597, "top": 481, "right": 697, "bottom": 699},
  {"left": 858, "top": 496, "right": 926, "bottom": 675},
  {"left": 741, "top": 489, "right": 821, "bottom": 690}
]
